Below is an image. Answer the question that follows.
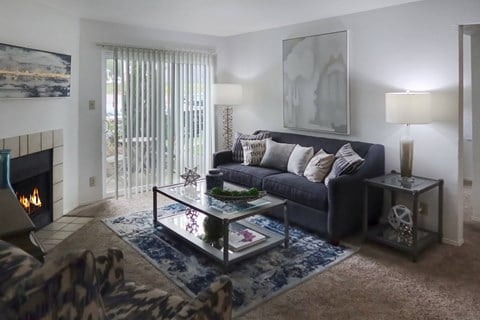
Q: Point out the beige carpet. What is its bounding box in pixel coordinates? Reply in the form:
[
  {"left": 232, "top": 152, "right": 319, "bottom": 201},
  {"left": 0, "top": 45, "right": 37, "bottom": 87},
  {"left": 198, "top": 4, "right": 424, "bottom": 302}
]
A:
[{"left": 47, "top": 191, "right": 480, "bottom": 320}]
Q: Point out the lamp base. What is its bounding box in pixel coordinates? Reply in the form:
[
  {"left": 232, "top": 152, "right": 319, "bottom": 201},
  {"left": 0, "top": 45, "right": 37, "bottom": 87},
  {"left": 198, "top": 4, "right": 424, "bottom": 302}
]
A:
[
  {"left": 398, "top": 175, "right": 415, "bottom": 188},
  {"left": 399, "top": 136, "right": 413, "bottom": 178},
  {"left": 222, "top": 106, "right": 233, "bottom": 150}
]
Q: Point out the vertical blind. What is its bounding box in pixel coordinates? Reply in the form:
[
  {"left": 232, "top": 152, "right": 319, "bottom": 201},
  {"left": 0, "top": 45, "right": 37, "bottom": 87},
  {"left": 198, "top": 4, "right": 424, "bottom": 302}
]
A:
[{"left": 109, "top": 46, "right": 214, "bottom": 197}]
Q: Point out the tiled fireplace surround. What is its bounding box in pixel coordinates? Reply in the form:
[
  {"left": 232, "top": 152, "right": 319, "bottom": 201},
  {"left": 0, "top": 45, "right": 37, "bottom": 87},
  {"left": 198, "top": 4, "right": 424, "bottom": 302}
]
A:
[{"left": 0, "top": 129, "right": 63, "bottom": 221}]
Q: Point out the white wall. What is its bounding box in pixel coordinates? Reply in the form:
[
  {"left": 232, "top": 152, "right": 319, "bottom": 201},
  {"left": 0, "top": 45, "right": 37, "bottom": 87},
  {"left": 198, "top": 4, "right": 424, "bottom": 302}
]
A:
[
  {"left": 463, "top": 35, "right": 473, "bottom": 181},
  {"left": 0, "top": 0, "right": 80, "bottom": 214},
  {"left": 216, "top": 0, "right": 480, "bottom": 244},
  {"left": 78, "top": 20, "right": 221, "bottom": 204},
  {"left": 471, "top": 33, "right": 480, "bottom": 222}
]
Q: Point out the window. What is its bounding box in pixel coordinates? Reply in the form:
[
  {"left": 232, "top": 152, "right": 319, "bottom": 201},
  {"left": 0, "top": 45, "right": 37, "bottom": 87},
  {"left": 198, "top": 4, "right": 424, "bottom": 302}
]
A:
[{"left": 103, "top": 47, "right": 214, "bottom": 198}]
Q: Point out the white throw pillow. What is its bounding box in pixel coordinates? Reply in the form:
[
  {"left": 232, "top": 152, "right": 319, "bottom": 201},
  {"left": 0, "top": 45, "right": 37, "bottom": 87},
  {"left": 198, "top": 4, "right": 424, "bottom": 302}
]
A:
[
  {"left": 287, "top": 145, "right": 314, "bottom": 176},
  {"left": 304, "top": 149, "right": 335, "bottom": 183}
]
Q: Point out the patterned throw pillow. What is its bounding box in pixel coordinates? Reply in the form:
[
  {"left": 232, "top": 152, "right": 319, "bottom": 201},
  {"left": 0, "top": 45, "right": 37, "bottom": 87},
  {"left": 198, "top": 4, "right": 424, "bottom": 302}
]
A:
[
  {"left": 304, "top": 149, "right": 335, "bottom": 183},
  {"left": 241, "top": 139, "right": 268, "bottom": 166},
  {"left": 287, "top": 145, "right": 314, "bottom": 176},
  {"left": 325, "top": 143, "right": 365, "bottom": 186},
  {"left": 232, "top": 131, "right": 270, "bottom": 162}
]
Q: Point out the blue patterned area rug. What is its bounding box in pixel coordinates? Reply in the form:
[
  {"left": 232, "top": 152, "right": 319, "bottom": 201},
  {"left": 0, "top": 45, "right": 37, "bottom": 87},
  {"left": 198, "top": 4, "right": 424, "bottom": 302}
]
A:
[{"left": 102, "top": 203, "right": 357, "bottom": 317}]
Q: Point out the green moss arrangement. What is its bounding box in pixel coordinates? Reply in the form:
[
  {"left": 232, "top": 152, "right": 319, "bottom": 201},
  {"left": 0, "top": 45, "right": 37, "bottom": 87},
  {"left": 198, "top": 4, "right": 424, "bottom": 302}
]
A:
[{"left": 209, "top": 187, "right": 259, "bottom": 197}]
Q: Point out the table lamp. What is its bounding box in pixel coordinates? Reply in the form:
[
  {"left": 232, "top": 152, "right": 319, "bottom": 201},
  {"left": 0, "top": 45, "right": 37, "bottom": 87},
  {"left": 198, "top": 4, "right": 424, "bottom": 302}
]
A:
[
  {"left": 385, "top": 92, "right": 432, "bottom": 180},
  {"left": 213, "top": 83, "right": 243, "bottom": 150}
]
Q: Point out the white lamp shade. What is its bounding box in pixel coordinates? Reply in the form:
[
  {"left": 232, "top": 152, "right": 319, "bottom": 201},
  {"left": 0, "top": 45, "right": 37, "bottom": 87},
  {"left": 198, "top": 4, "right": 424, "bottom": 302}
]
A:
[
  {"left": 385, "top": 92, "right": 432, "bottom": 124},
  {"left": 213, "top": 83, "right": 243, "bottom": 106}
]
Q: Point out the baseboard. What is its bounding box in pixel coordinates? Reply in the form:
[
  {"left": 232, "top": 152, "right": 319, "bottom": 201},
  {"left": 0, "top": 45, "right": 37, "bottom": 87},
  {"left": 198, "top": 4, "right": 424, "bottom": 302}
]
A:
[{"left": 442, "top": 237, "right": 464, "bottom": 246}]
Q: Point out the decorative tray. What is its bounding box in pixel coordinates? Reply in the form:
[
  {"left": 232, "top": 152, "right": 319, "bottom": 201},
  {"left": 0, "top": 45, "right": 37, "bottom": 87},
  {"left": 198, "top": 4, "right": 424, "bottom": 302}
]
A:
[{"left": 207, "top": 190, "right": 267, "bottom": 203}]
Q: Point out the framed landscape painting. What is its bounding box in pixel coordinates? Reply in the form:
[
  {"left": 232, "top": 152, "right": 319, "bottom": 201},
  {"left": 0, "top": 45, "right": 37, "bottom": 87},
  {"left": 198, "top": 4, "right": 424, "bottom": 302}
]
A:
[
  {"left": 283, "top": 30, "right": 349, "bottom": 134},
  {"left": 0, "top": 43, "right": 71, "bottom": 98}
]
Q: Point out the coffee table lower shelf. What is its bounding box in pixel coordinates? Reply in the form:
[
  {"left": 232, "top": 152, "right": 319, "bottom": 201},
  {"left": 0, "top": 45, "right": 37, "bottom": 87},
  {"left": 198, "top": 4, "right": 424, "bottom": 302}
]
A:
[{"left": 158, "top": 214, "right": 284, "bottom": 269}]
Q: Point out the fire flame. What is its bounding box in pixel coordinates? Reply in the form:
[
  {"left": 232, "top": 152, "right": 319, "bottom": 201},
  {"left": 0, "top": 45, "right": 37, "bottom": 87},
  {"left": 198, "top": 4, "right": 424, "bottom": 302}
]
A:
[
  {"left": 30, "top": 187, "right": 42, "bottom": 207},
  {"left": 17, "top": 187, "right": 42, "bottom": 214},
  {"left": 19, "top": 195, "right": 30, "bottom": 210}
]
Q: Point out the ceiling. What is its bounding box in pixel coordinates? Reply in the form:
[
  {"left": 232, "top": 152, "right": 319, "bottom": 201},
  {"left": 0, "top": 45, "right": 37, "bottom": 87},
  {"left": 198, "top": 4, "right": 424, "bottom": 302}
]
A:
[{"left": 37, "top": 0, "right": 423, "bottom": 37}]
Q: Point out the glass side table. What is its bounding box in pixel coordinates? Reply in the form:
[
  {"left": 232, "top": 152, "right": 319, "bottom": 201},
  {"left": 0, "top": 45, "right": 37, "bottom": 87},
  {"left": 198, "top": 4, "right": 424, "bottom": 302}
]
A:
[{"left": 363, "top": 171, "right": 443, "bottom": 262}]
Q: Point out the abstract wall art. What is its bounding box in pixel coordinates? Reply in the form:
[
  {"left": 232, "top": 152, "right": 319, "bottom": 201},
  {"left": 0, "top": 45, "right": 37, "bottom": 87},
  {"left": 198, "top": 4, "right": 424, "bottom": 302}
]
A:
[
  {"left": 283, "top": 31, "right": 349, "bottom": 134},
  {"left": 0, "top": 43, "right": 71, "bottom": 98}
]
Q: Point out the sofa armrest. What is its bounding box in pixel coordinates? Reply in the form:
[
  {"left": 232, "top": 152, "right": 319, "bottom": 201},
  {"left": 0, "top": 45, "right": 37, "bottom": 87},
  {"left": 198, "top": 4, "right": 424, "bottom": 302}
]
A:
[
  {"left": 327, "top": 144, "right": 385, "bottom": 240},
  {"left": 0, "top": 240, "right": 42, "bottom": 303},
  {"left": 213, "top": 150, "right": 233, "bottom": 168},
  {"left": 173, "top": 275, "right": 233, "bottom": 320},
  {"left": 95, "top": 248, "right": 125, "bottom": 294},
  {"left": 10, "top": 249, "right": 106, "bottom": 320},
  {"left": 0, "top": 299, "right": 16, "bottom": 320}
]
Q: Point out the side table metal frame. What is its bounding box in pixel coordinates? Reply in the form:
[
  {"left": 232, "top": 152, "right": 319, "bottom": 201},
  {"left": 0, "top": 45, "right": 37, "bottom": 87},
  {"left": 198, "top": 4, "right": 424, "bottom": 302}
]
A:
[{"left": 363, "top": 171, "right": 443, "bottom": 262}]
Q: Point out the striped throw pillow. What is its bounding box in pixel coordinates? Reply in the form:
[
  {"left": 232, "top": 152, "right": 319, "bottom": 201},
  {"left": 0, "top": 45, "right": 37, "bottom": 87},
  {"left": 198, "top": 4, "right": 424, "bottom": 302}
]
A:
[
  {"left": 232, "top": 131, "right": 270, "bottom": 162},
  {"left": 325, "top": 143, "right": 365, "bottom": 186}
]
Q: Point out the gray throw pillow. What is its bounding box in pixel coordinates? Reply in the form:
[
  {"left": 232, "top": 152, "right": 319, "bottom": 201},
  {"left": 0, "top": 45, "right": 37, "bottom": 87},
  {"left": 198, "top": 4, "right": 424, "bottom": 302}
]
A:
[
  {"left": 304, "top": 149, "right": 335, "bottom": 183},
  {"left": 260, "top": 139, "right": 296, "bottom": 171},
  {"left": 232, "top": 131, "right": 270, "bottom": 162},
  {"left": 325, "top": 143, "right": 365, "bottom": 186},
  {"left": 287, "top": 145, "right": 314, "bottom": 176}
]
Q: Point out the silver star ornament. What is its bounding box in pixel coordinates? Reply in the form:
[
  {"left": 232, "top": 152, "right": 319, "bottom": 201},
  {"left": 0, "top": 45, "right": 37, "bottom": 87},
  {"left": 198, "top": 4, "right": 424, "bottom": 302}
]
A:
[{"left": 180, "top": 167, "right": 201, "bottom": 186}]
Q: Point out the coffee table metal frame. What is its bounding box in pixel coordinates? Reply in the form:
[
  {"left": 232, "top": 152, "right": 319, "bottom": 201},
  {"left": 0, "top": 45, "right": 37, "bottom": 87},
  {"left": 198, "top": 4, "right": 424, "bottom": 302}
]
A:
[{"left": 152, "top": 180, "right": 288, "bottom": 269}]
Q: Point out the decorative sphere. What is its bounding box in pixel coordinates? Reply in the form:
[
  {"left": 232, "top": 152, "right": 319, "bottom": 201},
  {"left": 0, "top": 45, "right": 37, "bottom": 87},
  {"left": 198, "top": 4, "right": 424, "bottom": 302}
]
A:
[{"left": 388, "top": 205, "right": 413, "bottom": 230}]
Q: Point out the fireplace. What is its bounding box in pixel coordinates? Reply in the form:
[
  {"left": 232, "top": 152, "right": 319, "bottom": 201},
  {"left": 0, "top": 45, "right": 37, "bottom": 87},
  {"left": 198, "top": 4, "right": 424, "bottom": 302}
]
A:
[
  {"left": 0, "top": 129, "right": 64, "bottom": 221},
  {"left": 10, "top": 150, "right": 53, "bottom": 229},
  {"left": 0, "top": 129, "right": 63, "bottom": 262}
]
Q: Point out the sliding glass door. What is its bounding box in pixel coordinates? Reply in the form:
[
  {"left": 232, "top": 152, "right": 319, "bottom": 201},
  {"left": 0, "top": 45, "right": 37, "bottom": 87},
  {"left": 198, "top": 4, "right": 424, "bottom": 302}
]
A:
[{"left": 103, "top": 48, "right": 214, "bottom": 198}]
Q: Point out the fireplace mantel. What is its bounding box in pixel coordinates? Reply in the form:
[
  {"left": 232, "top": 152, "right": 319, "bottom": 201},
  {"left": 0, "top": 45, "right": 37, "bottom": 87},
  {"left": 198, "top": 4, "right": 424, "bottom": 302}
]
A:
[{"left": 0, "top": 129, "right": 63, "bottom": 220}]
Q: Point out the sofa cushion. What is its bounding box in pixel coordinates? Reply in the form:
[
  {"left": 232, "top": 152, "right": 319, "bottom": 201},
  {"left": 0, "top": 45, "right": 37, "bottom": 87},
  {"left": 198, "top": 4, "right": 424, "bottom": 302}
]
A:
[
  {"left": 175, "top": 275, "right": 233, "bottom": 320},
  {"left": 103, "top": 282, "right": 187, "bottom": 320},
  {"left": 287, "top": 144, "right": 314, "bottom": 176},
  {"left": 263, "top": 173, "right": 329, "bottom": 211},
  {"left": 241, "top": 138, "right": 268, "bottom": 166},
  {"left": 216, "top": 163, "right": 281, "bottom": 189},
  {"left": 0, "top": 299, "right": 16, "bottom": 320},
  {"left": 7, "top": 249, "right": 107, "bottom": 320},
  {"left": 260, "top": 139, "right": 296, "bottom": 171},
  {"left": 304, "top": 149, "right": 335, "bottom": 183},
  {"left": 232, "top": 131, "right": 270, "bottom": 162}
]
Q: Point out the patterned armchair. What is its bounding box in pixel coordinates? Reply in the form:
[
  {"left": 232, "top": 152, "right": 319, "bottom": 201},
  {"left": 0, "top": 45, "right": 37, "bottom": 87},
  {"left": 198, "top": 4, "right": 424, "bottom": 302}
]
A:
[{"left": 0, "top": 240, "right": 232, "bottom": 320}]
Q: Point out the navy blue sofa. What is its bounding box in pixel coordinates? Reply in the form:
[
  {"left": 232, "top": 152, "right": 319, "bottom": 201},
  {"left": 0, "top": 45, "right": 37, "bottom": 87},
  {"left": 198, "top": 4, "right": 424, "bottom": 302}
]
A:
[{"left": 213, "top": 130, "right": 385, "bottom": 242}]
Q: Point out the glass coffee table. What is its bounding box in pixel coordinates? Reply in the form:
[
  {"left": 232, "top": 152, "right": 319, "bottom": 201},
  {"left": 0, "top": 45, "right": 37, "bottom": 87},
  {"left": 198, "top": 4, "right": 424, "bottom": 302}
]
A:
[{"left": 152, "top": 180, "right": 288, "bottom": 269}]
